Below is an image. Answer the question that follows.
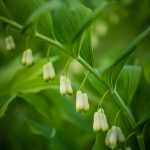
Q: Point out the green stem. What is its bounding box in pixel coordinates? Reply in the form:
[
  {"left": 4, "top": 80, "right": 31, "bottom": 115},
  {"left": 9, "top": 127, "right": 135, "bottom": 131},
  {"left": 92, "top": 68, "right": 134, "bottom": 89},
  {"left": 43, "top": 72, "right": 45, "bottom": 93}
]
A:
[
  {"left": 113, "top": 90, "right": 136, "bottom": 128},
  {"left": 62, "top": 57, "right": 73, "bottom": 76},
  {"left": 136, "top": 132, "right": 145, "bottom": 150},
  {"left": 114, "top": 109, "right": 122, "bottom": 125},
  {"left": 79, "top": 72, "right": 90, "bottom": 90},
  {"left": 77, "top": 57, "right": 107, "bottom": 87},
  {"left": 98, "top": 90, "right": 110, "bottom": 108},
  {"left": 0, "top": 16, "right": 22, "bottom": 29}
]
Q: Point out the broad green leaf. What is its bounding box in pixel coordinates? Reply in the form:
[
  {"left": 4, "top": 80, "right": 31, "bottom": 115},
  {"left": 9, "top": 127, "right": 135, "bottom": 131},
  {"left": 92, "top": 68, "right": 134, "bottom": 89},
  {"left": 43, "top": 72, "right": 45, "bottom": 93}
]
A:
[
  {"left": 131, "top": 75, "right": 150, "bottom": 129},
  {"left": 50, "top": 0, "right": 91, "bottom": 44},
  {"left": 79, "top": 27, "right": 94, "bottom": 67},
  {"left": 2, "top": 0, "right": 54, "bottom": 37},
  {"left": 16, "top": 112, "right": 56, "bottom": 139},
  {"left": 2, "top": 0, "right": 42, "bottom": 24},
  {"left": 22, "top": 0, "right": 59, "bottom": 38},
  {"left": 101, "top": 27, "right": 150, "bottom": 90},
  {"left": 0, "top": 93, "right": 16, "bottom": 117},
  {"left": 71, "top": 1, "right": 113, "bottom": 43},
  {"left": 117, "top": 65, "right": 142, "bottom": 105},
  {"left": 19, "top": 93, "right": 51, "bottom": 120},
  {"left": 0, "top": 56, "right": 58, "bottom": 93},
  {"left": 134, "top": 112, "right": 150, "bottom": 129}
]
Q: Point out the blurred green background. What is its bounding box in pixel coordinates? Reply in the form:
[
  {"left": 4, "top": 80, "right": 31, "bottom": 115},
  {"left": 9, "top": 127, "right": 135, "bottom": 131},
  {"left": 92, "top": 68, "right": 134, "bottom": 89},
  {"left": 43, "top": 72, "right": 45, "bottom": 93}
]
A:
[{"left": 0, "top": 0, "right": 150, "bottom": 150}]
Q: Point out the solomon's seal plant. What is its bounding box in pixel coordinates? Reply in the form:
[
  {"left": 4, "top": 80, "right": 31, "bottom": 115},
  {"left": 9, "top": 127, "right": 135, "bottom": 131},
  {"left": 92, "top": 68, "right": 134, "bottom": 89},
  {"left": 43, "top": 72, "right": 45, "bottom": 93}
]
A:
[{"left": 0, "top": 0, "right": 150, "bottom": 150}]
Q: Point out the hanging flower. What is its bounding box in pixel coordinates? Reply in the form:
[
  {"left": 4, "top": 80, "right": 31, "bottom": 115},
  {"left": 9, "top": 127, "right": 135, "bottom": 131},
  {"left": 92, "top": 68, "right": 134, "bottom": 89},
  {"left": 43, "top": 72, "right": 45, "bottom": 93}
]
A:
[
  {"left": 93, "top": 108, "right": 108, "bottom": 132},
  {"left": 76, "top": 91, "right": 89, "bottom": 112},
  {"left": 76, "top": 90, "right": 84, "bottom": 112},
  {"left": 82, "top": 93, "right": 89, "bottom": 111},
  {"left": 66, "top": 78, "right": 73, "bottom": 95},
  {"left": 98, "top": 108, "right": 109, "bottom": 131},
  {"left": 5, "top": 35, "right": 15, "bottom": 51},
  {"left": 105, "top": 125, "right": 126, "bottom": 149},
  {"left": 22, "top": 49, "right": 33, "bottom": 66},
  {"left": 43, "top": 62, "right": 55, "bottom": 81},
  {"left": 93, "top": 111, "right": 101, "bottom": 132},
  {"left": 116, "top": 126, "right": 125, "bottom": 142},
  {"left": 60, "top": 76, "right": 67, "bottom": 95},
  {"left": 105, "top": 126, "right": 117, "bottom": 149},
  {"left": 60, "top": 76, "right": 73, "bottom": 95}
]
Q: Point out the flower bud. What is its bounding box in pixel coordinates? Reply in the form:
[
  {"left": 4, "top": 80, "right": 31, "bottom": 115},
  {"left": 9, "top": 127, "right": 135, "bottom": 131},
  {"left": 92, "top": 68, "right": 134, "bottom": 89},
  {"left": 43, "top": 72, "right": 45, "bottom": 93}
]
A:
[
  {"left": 47, "top": 62, "right": 55, "bottom": 79},
  {"left": 82, "top": 93, "right": 89, "bottom": 111},
  {"left": 60, "top": 76, "right": 67, "bottom": 95},
  {"left": 98, "top": 108, "right": 108, "bottom": 131},
  {"left": 76, "top": 90, "right": 84, "bottom": 112},
  {"left": 43, "top": 64, "right": 50, "bottom": 81},
  {"left": 22, "top": 50, "right": 27, "bottom": 65},
  {"left": 93, "top": 111, "right": 101, "bottom": 132},
  {"left": 116, "top": 126, "right": 125, "bottom": 142},
  {"left": 66, "top": 78, "right": 73, "bottom": 95},
  {"left": 26, "top": 49, "right": 33, "bottom": 66},
  {"left": 105, "top": 126, "right": 117, "bottom": 149},
  {"left": 5, "top": 35, "right": 15, "bottom": 51},
  {"left": 22, "top": 49, "right": 33, "bottom": 66}
]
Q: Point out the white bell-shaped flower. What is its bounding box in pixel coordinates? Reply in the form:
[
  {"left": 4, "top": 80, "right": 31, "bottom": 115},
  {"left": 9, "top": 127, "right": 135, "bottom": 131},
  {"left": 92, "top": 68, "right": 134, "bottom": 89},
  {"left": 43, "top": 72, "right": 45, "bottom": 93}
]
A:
[
  {"left": 60, "top": 76, "right": 73, "bottom": 95},
  {"left": 66, "top": 78, "right": 73, "bottom": 95},
  {"left": 93, "top": 108, "right": 108, "bottom": 132},
  {"left": 60, "top": 76, "right": 67, "bottom": 95},
  {"left": 76, "top": 90, "right": 84, "bottom": 112},
  {"left": 98, "top": 108, "right": 109, "bottom": 131},
  {"left": 21, "top": 49, "right": 33, "bottom": 66},
  {"left": 22, "top": 50, "right": 27, "bottom": 65},
  {"left": 116, "top": 126, "right": 125, "bottom": 142},
  {"left": 82, "top": 93, "right": 89, "bottom": 111},
  {"left": 93, "top": 111, "right": 101, "bottom": 132},
  {"left": 105, "top": 126, "right": 117, "bottom": 149},
  {"left": 43, "top": 62, "right": 55, "bottom": 81},
  {"left": 76, "top": 91, "right": 89, "bottom": 112},
  {"left": 5, "top": 35, "right": 15, "bottom": 51}
]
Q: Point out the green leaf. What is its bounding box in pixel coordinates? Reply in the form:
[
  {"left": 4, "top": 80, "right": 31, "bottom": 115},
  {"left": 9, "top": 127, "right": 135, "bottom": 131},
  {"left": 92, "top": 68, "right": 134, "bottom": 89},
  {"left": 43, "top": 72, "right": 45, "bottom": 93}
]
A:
[
  {"left": 22, "top": 0, "right": 59, "bottom": 38},
  {"left": 101, "top": 27, "right": 150, "bottom": 90},
  {"left": 71, "top": 1, "right": 113, "bottom": 43},
  {"left": 50, "top": 0, "right": 91, "bottom": 44},
  {"left": 79, "top": 27, "right": 94, "bottom": 67},
  {"left": 117, "top": 65, "right": 142, "bottom": 105},
  {"left": 16, "top": 112, "right": 56, "bottom": 139},
  {"left": 0, "top": 93, "right": 16, "bottom": 118},
  {"left": 2, "top": 0, "right": 54, "bottom": 37},
  {"left": 19, "top": 93, "right": 51, "bottom": 120},
  {"left": 134, "top": 112, "right": 150, "bottom": 129},
  {"left": 0, "top": 56, "right": 58, "bottom": 93}
]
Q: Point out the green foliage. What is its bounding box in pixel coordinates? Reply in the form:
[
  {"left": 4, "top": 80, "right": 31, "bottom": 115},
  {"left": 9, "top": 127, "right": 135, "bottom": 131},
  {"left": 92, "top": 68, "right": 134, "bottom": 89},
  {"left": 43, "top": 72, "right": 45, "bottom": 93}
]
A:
[{"left": 0, "top": 0, "right": 150, "bottom": 150}]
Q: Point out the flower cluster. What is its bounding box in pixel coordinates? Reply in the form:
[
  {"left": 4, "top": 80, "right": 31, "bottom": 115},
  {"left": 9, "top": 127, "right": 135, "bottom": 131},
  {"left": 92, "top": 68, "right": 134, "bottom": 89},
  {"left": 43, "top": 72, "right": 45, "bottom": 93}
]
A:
[
  {"left": 76, "top": 90, "right": 89, "bottom": 112},
  {"left": 22, "top": 49, "right": 33, "bottom": 66},
  {"left": 105, "top": 125, "right": 125, "bottom": 149},
  {"left": 93, "top": 108, "right": 108, "bottom": 132},
  {"left": 43, "top": 62, "right": 55, "bottom": 81},
  {"left": 60, "top": 76, "right": 73, "bottom": 95},
  {"left": 6, "top": 35, "right": 132, "bottom": 150},
  {"left": 5, "top": 35, "right": 15, "bottom": 51}
]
